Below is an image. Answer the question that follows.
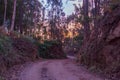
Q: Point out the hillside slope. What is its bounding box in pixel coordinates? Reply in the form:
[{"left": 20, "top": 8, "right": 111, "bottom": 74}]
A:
[{"left": 78, "top": 4, "right": 120, "bottom": 80}]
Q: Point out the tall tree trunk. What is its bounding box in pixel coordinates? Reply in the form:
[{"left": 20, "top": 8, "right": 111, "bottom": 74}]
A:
[
  {"left": 10, "top": 0, "right": 17, "bottom": 31},
  {"left": 18, "top": 0, "right": 23, "bottom": 34},
  {"left": 42, "top": 7, "right": 45, "bottom": 22},
  {"left": 3, "top": 0, "right": 7, "bottom": 26},
  {"left": 83, "top": 0, "right": 90, "bottom": 41},
  {"left": 94, "top": 0, "right": 100, "bottom": 37}
]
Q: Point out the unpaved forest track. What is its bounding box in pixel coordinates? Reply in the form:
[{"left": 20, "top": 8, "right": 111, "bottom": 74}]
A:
[{"left": 19, "top": 59, "right": 104, "bottom": 80}]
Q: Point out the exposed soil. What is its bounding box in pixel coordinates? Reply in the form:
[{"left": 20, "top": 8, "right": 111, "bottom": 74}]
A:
[{"left": 17, "top": 59, "right": 104, "bottom": 80}]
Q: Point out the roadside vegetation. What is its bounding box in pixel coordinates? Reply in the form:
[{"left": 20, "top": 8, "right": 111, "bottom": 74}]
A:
[{"left": 0, "top": 0, "right": 120, "bottom": 80}]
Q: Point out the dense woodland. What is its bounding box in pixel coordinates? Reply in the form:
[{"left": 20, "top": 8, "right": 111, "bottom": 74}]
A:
[{"left": 0, "top": 0, "right": 120, "bottom": 80}]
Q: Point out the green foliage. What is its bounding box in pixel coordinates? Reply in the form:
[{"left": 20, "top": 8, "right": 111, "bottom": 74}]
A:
[
  {"left": 73, "top": 32, "right": 84, "bottom": 50},
  {"left": 103, "top": 0, "right": 120, "bottom": 12},
  {"left": 0, "top": 76, "right": 4, "bottom": 80},
  {"left": 0, "top": 34, "right": 16, "bottom": 73},
  {"left": 44, "top": 40, "right": 60, "bottom": 46},
  {"left": 0, "top": 34, "right": 12, "bottom": 55},
  {"left": 63, "top": 33, "right": 84, "bottom": 55},
  {"left": 36, "top": 40, "right": 57, "bottom": 58},
  {"left": 105, "top": 61, "right": 120, "bottom": 75},
  {"left": 21, "top": 35, "right": 36, "bottom": 43},
  {"left": 109, "top": 0, "right": 120, "bottom": 10},
  {"left": 0, "top": 0, "right": 42, "bottom": 31},
  {"left": 36, "top": 40, "right": 65, "bottom": 59},
  {"left": 0, "top": 32, "right": 38, "bottom": 73},
  {"left": 73, "top": 34, "right": 83, "bottom": 45}
]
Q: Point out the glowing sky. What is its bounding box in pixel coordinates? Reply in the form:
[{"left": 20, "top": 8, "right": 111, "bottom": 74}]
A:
[{"left": 39, "top": 0, "right": 82, "bottom": 16}]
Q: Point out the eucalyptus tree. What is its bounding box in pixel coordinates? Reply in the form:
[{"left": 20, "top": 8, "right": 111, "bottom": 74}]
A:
[
  {"left": 3, "top": 0, "right": 7, "bottom": 26},
  {"left": 10, "top": 0, "right": 17, "bottom": 31},
  {"left": 0, "top": 0, "right": 42, "bottom": 33},
  {"left": 82, "top": 0, "right": 90, "bottom": 41},
  {"left": 18, "top": 0, "right": 42, "bottom": 34},
  {"left": 46, "top": 0, "right": 63, "bottom": 40}
]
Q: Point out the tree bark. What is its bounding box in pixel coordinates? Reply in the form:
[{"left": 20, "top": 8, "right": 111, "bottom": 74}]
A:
[
  {"left": 10, "top": 0, "right": 17, "bottom": 31},
  {"left": 18, "top": 0, "right": 23, "bottom": 34},
  {"left": 94, "top": 0, "right": 100, "bottom": 37},
  {"left": 3, "top": 0, "right": 7, "bottom": 26},
  {"left": 83, "top": 0, "right": 90, "bottom": 41}
]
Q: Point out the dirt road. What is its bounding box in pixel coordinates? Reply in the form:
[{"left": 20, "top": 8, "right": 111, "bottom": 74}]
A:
[{"left": 19, "top": 59, "right": 104, "bottom": 80}]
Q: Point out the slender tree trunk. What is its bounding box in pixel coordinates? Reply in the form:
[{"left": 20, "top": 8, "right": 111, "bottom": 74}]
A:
[
  {"left": 10, "top": 0, "right": 17, "bottom": 31},
  {"left": 94, "top": 0, "right": 100, "bottom": 37},
  {"left": 94, "top": 0, "right": 98, "bottom": 28},
  {"left": 42, "top": 7, "right": 45, "bottom": 22},
  {"left": 83, "top": 0, "right": 90, "bottom": 41},
  {"left": 3, "top": 0, "right": 7, "bottom": 25},
  {"left": 18, "top": 0, "right": 23, "bottom": 34}
]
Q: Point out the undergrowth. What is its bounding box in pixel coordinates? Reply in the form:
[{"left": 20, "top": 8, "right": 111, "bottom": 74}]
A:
[
  {"left": 0, "top": 32, "right": 38, "bottom": 74},
  {"left": 36, "top": 40, "right": 66, "bottom": 59},
  {"left": 0, "top": 76, "right": 4, "bottom": 80}
]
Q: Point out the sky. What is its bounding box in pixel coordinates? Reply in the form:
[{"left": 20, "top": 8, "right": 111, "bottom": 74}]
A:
[
  {"left": 39, "top": 0, "right": 82, "bottom": 16},
  {"left": 63, "top": 0, "right": 82, "bottom": 16}
]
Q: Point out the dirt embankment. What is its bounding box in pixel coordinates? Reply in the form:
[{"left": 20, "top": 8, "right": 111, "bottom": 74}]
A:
[{"left": 78, "top": 4, "right": 120, "bottom": 80}]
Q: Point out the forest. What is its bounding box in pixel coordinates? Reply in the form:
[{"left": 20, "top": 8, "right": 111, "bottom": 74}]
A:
[{"left": 0, "top": 0, "right": 120, "bottom": 80}]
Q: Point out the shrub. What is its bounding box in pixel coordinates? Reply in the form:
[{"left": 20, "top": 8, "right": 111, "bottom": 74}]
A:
[
  {"left": 12, "top": 37, "right": 38, "bottom": 61},
  {"left": 0, "top": 76, "right": 4, "bottom": 80},
  {"left": 36, "top": 40, "right": 66, "bottom": 59},
  {"left": 0, "top": 33, "right": 38, "bottom": 73}
]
